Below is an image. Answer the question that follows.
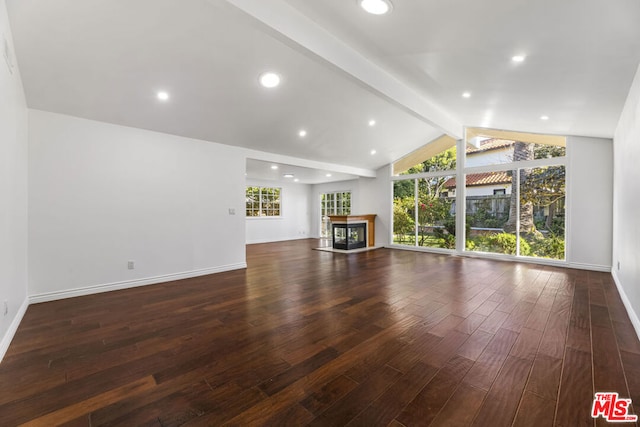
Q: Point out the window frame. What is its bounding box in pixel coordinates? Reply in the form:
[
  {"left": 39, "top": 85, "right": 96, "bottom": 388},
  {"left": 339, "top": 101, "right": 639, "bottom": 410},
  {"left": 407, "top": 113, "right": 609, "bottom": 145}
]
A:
[
  {"left": 246, "top": 186, "right": 282, "bottom": 218},
  {"left": 390, "top": 133, "right": 568, "bottom": 264}
]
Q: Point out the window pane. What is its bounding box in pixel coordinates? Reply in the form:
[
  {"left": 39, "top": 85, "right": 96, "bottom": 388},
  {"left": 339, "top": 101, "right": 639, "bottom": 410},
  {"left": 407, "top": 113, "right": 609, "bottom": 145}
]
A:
[
  {"left": 393, "top": 180, "right": 415, "bottom": 246},
  {"left": 246, "top": 186, "right": 281, "bottom": 217},
  {"left": 394, "top": 135, "right": 457, "bottom": 175},
  {"left": 466, "top": 139, "right": 566, "bottom": 168},
  {"left": 398, "top": 146, "right": 457, "bottom": 176},
  {"left": 417, "top": 176, "right": 455, "bottom": 248},
  {"left": 521, "top": 165, "right": 566, "bottom": 260},
  {"left": 465, "top": 172, "right": 515, "bottom": 254}
]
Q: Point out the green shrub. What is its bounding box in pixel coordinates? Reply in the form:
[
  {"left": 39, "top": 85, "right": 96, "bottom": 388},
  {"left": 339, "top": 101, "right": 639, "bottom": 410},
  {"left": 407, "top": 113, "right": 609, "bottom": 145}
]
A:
[
  {"left": 529, "top": 234, "right": 565, "bottom": 259},
  {"left": 471, "top": 232, "right": 530, "bottom": 255}
]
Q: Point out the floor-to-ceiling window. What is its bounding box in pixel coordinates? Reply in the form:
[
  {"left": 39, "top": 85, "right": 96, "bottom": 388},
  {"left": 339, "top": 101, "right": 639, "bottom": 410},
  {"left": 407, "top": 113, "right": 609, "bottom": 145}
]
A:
[
  {"left": 391, "top": 129, "right": 567, "bottom": 261},
  {"left": 320, "top": 191, "right": 351, "bottom": 238},
  {"left": 463, "top": 130, "right": 566, "bottom": 260},
  {"left": 392, "top": 136, "right": 457, "bottom": 249}
]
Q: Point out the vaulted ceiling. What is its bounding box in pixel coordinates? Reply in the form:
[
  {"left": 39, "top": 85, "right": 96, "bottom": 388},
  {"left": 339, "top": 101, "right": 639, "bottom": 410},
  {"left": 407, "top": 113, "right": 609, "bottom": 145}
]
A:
[{"left": 7, "top": 0, "right": 640, "bottom": 182}]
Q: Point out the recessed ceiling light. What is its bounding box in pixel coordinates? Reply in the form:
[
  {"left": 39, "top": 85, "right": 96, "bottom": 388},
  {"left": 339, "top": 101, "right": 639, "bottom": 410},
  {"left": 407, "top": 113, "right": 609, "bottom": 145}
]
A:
[
  {"left": 359, "top": 0, "right": 393, "bottom": 15},
  {"left": 368, "top": 119, "right": 376, "bottom": 126},
  {"left": 540, "top": 115, "right": 549, "bottom": 120},
  {"left": 511, "top": 55, "right": 526, "bottom": 63},
  {"left": 298, "top": 129, "right": 307, "bottom": 137},
  {"left": 326, "top": 173, "right": 332, "bottom": 177},
  {"left": 283, "top": 174, "right": 294, "bottom": 178},
  {"left": 259, "top": 72, "right": 281, "bottom": 88},
  {"left": 370, "top": 149, "right": 377, "bottom": 155},
  {"left": 157, "top": 91, "right": 169, "bottom": 101},
  {"left": 294, "top": 178, "right": 299, "bottom": 182},
  {"left": 462, "top": 92, "right": 471, "bottom": 98},
  {"left": 271, "top": 165, "right": 279, "bottom": 170}
]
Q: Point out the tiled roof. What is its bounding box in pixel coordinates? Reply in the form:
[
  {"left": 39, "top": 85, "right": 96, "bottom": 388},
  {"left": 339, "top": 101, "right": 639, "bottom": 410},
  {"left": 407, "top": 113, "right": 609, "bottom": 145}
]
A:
[
  {"left": 467, "top": 139, "right": 514, "bottom": 154},
  {"left": 444, "top": 171, "right": 511, "bottom": 188}
]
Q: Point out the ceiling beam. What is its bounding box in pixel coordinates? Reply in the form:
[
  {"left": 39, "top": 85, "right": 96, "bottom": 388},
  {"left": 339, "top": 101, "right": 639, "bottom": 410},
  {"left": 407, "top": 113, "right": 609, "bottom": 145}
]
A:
[
  {"left": 221, "top": 0, "right": 463, "bottom": 139},
  {"left": 243, "top": 148, "right": 377, "bottom": 178}
]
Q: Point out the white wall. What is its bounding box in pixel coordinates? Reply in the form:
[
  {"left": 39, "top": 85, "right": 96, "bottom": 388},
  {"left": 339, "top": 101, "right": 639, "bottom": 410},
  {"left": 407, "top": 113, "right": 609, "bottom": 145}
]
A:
[
  {"left": 466, "top": 185, "right": 511, "bottom": 197},
  {"left": 567, "top": 136, "right": 613, "bottom": 271},
  {"left": 310, "top": 180, "right": 359, "bottom": 237},
  {"left": 0, "top": 0, "right": 28, "bottom": 360},
  {"left": 28, "top": 110, "right": 247, "bottom": 301},
  {"left": 245, "top": 179, "right": 312, "bottom": 244},
  {"left": 613, "top": 63, "right": 640, "bottom": 336},
  {"left": 359, "top": 165, "right": 392, "bottom": 247}
]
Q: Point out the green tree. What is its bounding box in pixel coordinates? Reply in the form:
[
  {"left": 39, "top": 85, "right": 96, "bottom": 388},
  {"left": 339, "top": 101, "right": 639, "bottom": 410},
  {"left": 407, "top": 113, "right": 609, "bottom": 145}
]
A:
[
  {"left": 417, "top": 197, "right": 450, "bottom": 246},
  {"left": 393, "top": 199, "right": 415, "bottom": 243},
  {"left": 503, "top": 142, "right": 535, "bottom": 233}
]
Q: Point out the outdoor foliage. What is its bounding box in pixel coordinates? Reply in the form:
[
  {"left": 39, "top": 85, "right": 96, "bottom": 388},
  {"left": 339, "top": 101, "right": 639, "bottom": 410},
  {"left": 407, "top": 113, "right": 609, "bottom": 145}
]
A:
[
  {"left": 472, "top": 232, "right": 531, "bottom": 256},
  {"left": 528, "top": 233, "right": 565, "bottom": 259},
  {"left": 393, "top": 200, "right": 414, "bottom": 244}
]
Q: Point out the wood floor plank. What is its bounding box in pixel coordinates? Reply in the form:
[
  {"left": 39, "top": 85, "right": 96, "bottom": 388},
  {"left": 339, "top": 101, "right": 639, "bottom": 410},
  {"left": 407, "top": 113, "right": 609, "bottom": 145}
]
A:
[
  {"left": 427, "top": 383, "right": 486, "bottom": 427},
  {"left": 555, "top": 347, "right": 593, "bottom": 427},
  {"left": 396, "top": 355, "right": 475, "bottom": 427},
  {"left": 299, "top": 375, "right": 359, "bottom": 416},
  {"left": 307, "top": 365, "right": 404, "bottom": 426},
  {"left": 470, "top": 356, "right": 534, "bottom": 426},
  {"left": 345, "top": 361, "right": 439, "bottom": 426},
  {"left": 21, "top": 376, "right": 157, "bottom": 427},
  {"left": 462, "top": 328, "right": 519, "bottom": 391},
  {"left": 0, "top": 239, "right": 637, "bottom": 425},
  {"left": 512, "top": 391, "right": 556, "bottom": 427},
  {"left": 525, "top": 354, "right": 563, "bottom": 400}
]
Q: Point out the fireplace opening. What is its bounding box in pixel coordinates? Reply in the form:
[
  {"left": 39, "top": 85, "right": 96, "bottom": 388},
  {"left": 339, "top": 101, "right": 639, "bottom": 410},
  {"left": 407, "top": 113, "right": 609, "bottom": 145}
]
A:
[{"left": 332, "top": 222, "right": 367, "bottom": 250}]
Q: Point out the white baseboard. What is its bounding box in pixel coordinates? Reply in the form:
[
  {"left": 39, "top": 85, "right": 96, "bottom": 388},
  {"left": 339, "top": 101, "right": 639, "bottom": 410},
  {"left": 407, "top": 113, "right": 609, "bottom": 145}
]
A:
[
  {"left": 246, "top": 236, "right": 311, "bottom": 245},
  {"left": 612, "top": 270, "right": 640, "bottom": 343},
  {"left": 566, "top": 262, "right": 612, "bottom": 272},
  {"left": 0, "top": 297, "right": 29, "bottom": 363},
  {"left": 29, "top": 263, "right": 247, "bottom": 304}
]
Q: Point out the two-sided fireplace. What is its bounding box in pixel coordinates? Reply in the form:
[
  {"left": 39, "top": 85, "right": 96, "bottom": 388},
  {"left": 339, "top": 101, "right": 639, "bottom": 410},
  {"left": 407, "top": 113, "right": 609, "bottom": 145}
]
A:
[
  {"left": 332, "top": 222, "right": 367, "bottom": 250},
  {"left": 327, "top": 215, "right": 376, "bottom": 251}
]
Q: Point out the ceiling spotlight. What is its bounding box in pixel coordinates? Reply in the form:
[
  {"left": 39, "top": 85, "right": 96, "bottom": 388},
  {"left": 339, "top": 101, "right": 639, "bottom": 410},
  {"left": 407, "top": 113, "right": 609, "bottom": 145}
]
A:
[
  {"left": 298, "top": 129, "right": 307, "bottom": 137},
  {"left": 283, "top": 174, "right": 294, "bottom": 178},
  {"left": 259, "top": 72, "right": 281, "bottom": 88},
  {"left": 368, "top": 119, "right": 376, "bottom": 126},
  {"left": 294, "top": 178, "right": 299, "bottom": 182},
  {"left": 370, "top": 149, "right": 377, "bottom": 155},
  {"left": 326, "top": 173, "right": 332, "bottom": 177},
  {"left": 157, "top": 91, "right": 170, "bottom": 101},
  {"left": 271, "top": 165, "right": 279, "bottom": 170},
  {"left": 540, "top": 115, "right": 549, "bottom": 120},
  {"left": 462, "top": 92, "right": 471, "bottom": 98},
  {"left": 359, "top": 0, "right": 393, "bottom": 15},
  {"left": 511, "top": 55, "right": 526, "bottom": 63}
]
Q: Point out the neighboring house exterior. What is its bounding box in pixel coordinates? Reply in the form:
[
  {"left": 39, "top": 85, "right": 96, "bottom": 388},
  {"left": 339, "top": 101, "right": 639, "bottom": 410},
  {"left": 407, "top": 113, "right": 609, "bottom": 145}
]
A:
[{"left": 443, "top": 139, "right": 514, "bottom": 196}]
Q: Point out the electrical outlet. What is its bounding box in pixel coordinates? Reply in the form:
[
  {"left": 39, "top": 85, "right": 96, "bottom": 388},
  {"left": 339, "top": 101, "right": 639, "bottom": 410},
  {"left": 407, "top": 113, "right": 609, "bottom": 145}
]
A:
[
  {"left": 3, "top": 300, "right": 8, "bottom": 316},
  {"left": 228, "top": 208, "right": 236, "bottom": 215},
  {"left": 618, "top": 261, "right": 621, "bottom": 271},
  {"left": 128, "top": 260, "right": 135, "bottom": 270}
]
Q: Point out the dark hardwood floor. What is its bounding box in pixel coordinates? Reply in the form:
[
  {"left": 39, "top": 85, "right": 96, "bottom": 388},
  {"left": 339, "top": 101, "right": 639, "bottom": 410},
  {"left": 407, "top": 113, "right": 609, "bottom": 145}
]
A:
[{"left": 1, "top": 239, "right": 639, "bottom": 426}]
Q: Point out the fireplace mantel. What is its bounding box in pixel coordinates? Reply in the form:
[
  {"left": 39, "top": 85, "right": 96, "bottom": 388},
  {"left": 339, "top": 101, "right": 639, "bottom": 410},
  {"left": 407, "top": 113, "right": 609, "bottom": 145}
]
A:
[{"left": 328, "top": 214, "right": 376, "bottom": 249}]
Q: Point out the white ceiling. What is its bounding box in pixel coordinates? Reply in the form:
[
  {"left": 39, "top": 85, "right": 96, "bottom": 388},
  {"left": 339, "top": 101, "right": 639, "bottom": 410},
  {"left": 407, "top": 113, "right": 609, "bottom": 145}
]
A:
[
  {"left": 246, "top": 159, "right": 358, "bottom": 185},
  {"left": 7, "top": 0, "right": 640, "bottom": 183}
]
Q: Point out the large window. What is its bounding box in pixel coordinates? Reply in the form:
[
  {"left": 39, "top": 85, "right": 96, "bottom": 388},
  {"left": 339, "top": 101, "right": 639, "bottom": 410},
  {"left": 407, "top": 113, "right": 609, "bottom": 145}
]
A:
[
  {"left": 393, "top": 135, "right": 457, "bottom": 249},
  {"left": 246, "top": 186, "right": 281, "bottom": 217},
  {"left": 320, "top": 191, "right": 351, "bottom": 238},
  {"left": 392, "top": 129, "right": 567, "bottom": 261},
  {"left": 464, "top": 139, "right": 566, "bottom": 260}
]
